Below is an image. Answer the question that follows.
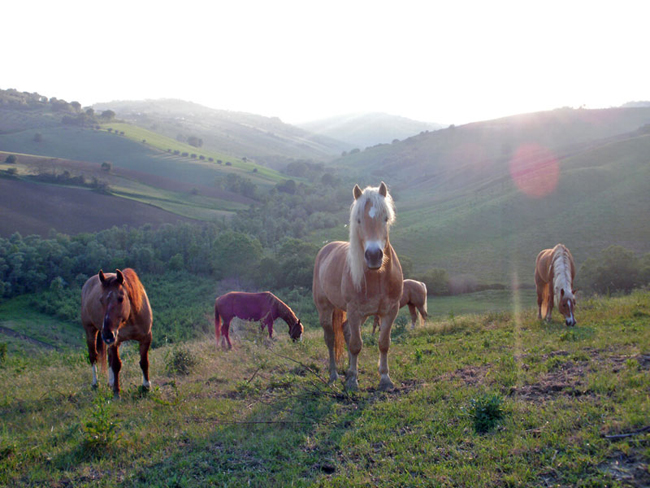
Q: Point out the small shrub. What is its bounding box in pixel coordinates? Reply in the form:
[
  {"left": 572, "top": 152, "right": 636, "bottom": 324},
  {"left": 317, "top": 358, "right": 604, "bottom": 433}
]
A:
[
  {"left": 81, "top": 393, "right": 122, "bottom": 453},
  {"left": 468, "top": 393, "right": 505, "bottom": 433},
  {"left": 165, "top": 345, "right": 198, "bottom": 376},
  {"left": 0, "top": 342, "right": 7, "bottom": 365}
]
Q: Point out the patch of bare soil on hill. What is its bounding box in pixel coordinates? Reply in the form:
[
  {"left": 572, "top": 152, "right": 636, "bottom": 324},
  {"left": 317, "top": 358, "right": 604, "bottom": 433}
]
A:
[{"left": 0, "top": 178, "right": 194, "bottom": 237}]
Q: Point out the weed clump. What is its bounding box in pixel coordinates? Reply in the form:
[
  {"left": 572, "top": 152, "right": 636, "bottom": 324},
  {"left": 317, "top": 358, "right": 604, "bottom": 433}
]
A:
[
  {"left": 468, "top": 393, "right": 506, "bottom": 434},
  {"left": 165, "top": 345, "right": 198, "bottom": 376}
]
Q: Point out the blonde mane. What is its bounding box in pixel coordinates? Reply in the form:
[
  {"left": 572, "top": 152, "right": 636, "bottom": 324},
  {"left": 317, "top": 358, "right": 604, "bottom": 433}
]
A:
[
  {"left": 552, "top": 245, "right": 573, "bottom": 300},
  {"left": 347, "top": 184, "right": 396, "bottom": 290}
]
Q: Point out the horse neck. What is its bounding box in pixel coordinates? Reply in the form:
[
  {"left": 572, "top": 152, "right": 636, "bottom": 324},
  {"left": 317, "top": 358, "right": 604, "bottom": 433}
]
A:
[
  {"left": 552, "top": 247, "right": 573, "bottom": 298},
  {"left": 273, "top": 298, "right": 296, "bottom": 324}
]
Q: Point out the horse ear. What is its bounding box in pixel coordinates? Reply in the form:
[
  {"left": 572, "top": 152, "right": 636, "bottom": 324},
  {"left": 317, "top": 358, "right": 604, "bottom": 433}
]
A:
[
  {"left": 379, "top": 181, "right": 388, "bottom": 197},
  {"left": 99, "top": 270, "right": 106, "bottom": 284},
  {"left": 353, "top": 184, "right": 362, "bottom": 200},
  {"left": 115, "top": 269, "right": 124, "bottom": 284}
]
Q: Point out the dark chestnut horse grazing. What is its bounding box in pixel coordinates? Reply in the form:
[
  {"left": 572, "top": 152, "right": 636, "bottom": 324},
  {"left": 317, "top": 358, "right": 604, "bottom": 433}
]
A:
[
  {"left": 535, "top": 244, "right": 577, "bottom": 326},
  {"left": 373, "top": 279, "right": 428, "bottom": 333},
  {"left": 313, "top": 182, "right": 403, "bottom": 391},
  {"left": 81, "top": 268, "right": 153, "bottom": 397},
  {"left": 214, "top": 291, "right": 303, "bottom": 349}
]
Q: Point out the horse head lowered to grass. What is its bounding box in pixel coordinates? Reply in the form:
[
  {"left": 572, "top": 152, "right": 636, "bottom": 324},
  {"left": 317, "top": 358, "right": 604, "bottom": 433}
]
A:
[
  {"left": 313, "top": 181, "right": 403, "bottom": 391},
  {"left": 81, "top": 268, "right": 153, "bottom": 398}
]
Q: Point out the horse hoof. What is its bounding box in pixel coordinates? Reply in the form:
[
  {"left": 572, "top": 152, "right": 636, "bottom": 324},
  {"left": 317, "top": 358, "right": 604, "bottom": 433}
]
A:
[
  {"left": 345, "top": 377, "right": 359, "bottom": 391},
  {"left": 328, "top": 373, "right": 339, "bottom": 385},
  {"left": 379, "top": 376, "right": 394, "bottom": 391}
]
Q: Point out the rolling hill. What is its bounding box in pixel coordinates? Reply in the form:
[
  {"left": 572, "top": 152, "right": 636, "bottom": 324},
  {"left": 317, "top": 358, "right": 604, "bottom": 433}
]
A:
[
  {"left": 329, "top": 107, "right": 650, "bottom": 284},
  {"left": 297, "top": 112, "right": 444, "bottom": 149},
  {"left": 92, "top": 99, "right": 350, "bottom": 168}
]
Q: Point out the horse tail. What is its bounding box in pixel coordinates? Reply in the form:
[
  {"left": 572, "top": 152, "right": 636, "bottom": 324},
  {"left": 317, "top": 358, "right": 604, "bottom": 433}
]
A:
[
  {"left": 421, "top": 283, "right": 428, "bottom": 316},
  {"left": 540, "top": 283, "right": 551, "bottom": 318},
  {"left": 95, "top": 331, "right": 106, "bottom": 374},
  {"left": 332, "top": 309, "right": 347, "bottom": 363},
  {"left": 214, "top": 304, "right": 222, "bottom": 344}
]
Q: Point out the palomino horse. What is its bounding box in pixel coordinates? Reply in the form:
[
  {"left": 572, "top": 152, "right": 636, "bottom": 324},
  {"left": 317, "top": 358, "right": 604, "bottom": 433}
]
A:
[
  {"left": 373, "top": 279, "right": 428, "bottom": 333},
  {"left": 313, "top": 182, "right": 403, "bottom": 391},
  {"left": 534, "top": 244, "right": 577, "bottom": 326},
  {"left": 214, "top": 291, "right": 303, "bottom": 349},
  {"left": 81, "top": 268, "right": 153, "bottom": 397}
]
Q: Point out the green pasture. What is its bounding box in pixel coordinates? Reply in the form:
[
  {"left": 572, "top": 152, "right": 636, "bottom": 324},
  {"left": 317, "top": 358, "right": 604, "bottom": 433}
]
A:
[{"left": 1, "top": 290, "right": 648, "bottom": 486}]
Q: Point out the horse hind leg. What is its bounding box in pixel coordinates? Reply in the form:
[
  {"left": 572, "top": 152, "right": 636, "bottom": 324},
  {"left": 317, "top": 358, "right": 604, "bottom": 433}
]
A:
[
  {"left": 222, "top": 319, "right": 233, "bottom": 350},
  {"left": 408, "top": 304, "right": 418, "bottom": 329}
]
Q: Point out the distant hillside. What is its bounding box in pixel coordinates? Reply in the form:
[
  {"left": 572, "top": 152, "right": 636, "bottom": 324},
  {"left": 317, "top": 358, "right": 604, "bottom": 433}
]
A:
[
  {"left": 297, "top": 112, "right": 444, "bottom": 149},
  {"left": 92, "top": 99, "right": 349, "bottom": 168},
  {"left": 329, "top": 107, "right": 650, "bottom": 283}
]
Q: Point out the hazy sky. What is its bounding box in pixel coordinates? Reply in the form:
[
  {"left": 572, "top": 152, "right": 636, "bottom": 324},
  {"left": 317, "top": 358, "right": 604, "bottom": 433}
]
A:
[{"left": 4, "top": 0, "right": 649, "bottom": 125}]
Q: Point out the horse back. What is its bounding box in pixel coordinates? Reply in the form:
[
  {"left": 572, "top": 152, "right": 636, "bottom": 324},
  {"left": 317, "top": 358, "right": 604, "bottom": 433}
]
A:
[
  {"left": 535, "top": 248, "right": 554, "bottom": 284},
  {"left": 215, "top": 291, "right": 273, "bottom": 322}
]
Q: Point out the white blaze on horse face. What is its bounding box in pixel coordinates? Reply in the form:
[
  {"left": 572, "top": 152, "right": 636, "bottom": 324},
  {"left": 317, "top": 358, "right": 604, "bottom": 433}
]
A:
[{"left": 368, "top": 205, "right": 377, "bottom": 219}]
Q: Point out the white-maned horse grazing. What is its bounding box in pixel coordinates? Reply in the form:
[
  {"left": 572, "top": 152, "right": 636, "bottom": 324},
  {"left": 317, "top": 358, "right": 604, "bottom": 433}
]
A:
[
  {"left": 534, "top": 244, "right": 577, "bottom": 326},
  {"left": 312, "top": 182, "right": 403, "bottom": 391}
]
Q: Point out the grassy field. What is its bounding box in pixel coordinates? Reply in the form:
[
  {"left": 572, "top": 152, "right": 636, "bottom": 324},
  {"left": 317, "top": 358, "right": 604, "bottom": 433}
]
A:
[{"left": 1, "top": 290, "right": 648, "bottom": 486}]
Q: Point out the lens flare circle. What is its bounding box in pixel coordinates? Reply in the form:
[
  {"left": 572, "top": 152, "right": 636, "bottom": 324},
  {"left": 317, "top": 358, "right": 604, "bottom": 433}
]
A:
[{"left": 509, "top": 143, "right": 559, "bottom": 198}]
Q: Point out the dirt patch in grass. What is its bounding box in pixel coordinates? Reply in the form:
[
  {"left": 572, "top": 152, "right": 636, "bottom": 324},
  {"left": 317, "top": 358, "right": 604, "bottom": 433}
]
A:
[
  {"left": 599, "top": 450, "right": 650, "bottom": 487},
  {"left": 436, "top": 365, "right": 491, "bottom": 387}
]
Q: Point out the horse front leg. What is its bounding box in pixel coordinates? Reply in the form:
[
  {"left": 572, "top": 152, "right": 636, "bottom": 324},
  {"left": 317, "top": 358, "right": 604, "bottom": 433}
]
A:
[
  {"left": 108, "top": 344, "right": 122, "bottom": 398},
  {"left": 84, "top": 325, "right": 99, "bottom": 389},
  {"left": 345, "top": 313, "right": 363, "bottom": 391},
  {"left": 139, "top": 334, "right": 152, "bottom": 390},
  {"left": 378, "top": 307, "right": 398, "bottom": 391}
]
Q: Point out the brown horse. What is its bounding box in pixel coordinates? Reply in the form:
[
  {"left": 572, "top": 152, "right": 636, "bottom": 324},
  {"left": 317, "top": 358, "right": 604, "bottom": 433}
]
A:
[
  {"left": 81, "top": 268, "right": 153, "bottom": 397},
  {"left": 534, "top": 244, "right": 577, "bottom": 326},
  {"left": 313, "top": 182, "right": 403, "bottom": 391},
  {"left": 373, "top": 279, "right": 428, "bottom": 333},
  {"left": 214, "top": 291, "right": 303, "bottom": 349}
]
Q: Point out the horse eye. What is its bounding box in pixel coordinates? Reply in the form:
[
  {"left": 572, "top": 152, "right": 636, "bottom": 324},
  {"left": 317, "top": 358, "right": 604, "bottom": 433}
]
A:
[
  {"left": 384, "top": 216, "right": 388, "bottom": 222},
  {"left": 357, "top": 219, "right": 361, "bottom": 224},
  {"left": 117, "top": 296, "right": 124, "bottom": 303}
]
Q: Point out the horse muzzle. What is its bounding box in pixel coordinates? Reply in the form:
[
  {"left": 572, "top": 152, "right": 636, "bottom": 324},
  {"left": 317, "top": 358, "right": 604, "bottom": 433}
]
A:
[
  {"left": 364, "top": 248, "right": 383, "bottom": 269},
  {"left": 102, "top": 323, "right": 117, "bottom": 345},
  {"left": 565, "top": 317, "right": 576, "bottom": 327}
]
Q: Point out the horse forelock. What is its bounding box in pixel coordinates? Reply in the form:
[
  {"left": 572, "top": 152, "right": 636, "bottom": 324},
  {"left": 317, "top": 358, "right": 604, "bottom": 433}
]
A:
[{"left": 347, "top": 185, "right": 395, "bottom": 290}]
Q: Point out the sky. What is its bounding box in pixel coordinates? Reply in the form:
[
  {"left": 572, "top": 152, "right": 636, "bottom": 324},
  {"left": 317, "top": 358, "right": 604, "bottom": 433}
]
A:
[{"left": 4, "top": 0, "right": 649, "bottom": 125}]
